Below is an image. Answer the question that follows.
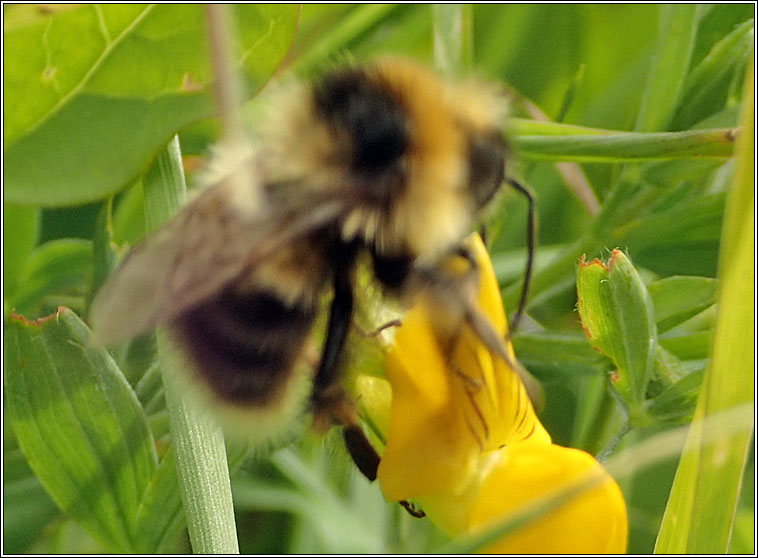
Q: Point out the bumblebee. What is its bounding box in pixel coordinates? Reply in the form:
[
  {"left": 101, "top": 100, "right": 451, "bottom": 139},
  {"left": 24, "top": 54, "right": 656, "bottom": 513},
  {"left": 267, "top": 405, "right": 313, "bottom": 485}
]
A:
[{"left": 91, "top": 57, "right": 533, "bottom": 495}]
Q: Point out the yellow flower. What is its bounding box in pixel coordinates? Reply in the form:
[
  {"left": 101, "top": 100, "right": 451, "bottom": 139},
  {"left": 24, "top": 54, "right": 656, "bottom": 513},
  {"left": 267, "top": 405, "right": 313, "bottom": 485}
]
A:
[{"left": 359, "top": 234, "right": 628, "bottom": 554}]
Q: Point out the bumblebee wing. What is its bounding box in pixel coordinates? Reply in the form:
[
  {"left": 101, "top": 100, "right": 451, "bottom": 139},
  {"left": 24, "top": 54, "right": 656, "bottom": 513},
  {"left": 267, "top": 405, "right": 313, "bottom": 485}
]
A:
[{"left": 90, "top": 176, "right": 347, "bottom": 346}]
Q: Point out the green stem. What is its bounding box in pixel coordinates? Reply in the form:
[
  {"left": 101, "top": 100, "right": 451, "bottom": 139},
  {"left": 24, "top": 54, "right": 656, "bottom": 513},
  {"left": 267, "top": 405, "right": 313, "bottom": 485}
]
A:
[
  {"left": 514, "top": 127, "right": 735, "bottom": 162},
  {"left": 595, "top": 421, "right": 632, "bottom": 463},
  {"left": 143, "top": 136, "right": 239, "bottom": 554}
]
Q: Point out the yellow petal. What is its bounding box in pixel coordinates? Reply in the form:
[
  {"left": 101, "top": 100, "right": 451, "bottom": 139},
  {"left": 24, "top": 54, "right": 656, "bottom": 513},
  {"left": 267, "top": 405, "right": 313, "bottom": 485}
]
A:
[
  {"left": 376, "top": 234, "right": 549, "bottom": 501},
  {"left": 378, "top": 299, "right": 481, "bottom": 500},
  {"left": 458, "top": 442, "right": 628, "bottom": 554},
  {"left": 366, "top": 233, "right": 627, "bottom": 553}
]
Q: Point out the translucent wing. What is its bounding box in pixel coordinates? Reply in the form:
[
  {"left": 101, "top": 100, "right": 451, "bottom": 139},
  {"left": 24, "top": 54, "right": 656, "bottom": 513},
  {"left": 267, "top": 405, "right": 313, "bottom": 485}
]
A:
[{"left": 90, "top": 173, "right": 347, "bottom": 346}]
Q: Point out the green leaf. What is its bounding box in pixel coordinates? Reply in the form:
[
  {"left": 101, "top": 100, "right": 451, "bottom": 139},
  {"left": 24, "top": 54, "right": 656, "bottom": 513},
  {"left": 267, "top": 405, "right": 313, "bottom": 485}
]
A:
[
  {"left": 655, "top": 54, "right": 754, "bottom": 554},
  {"left": 647, "top": 367, "right": 704, "bottom": 424},
  {"left": 576, "top": 250, "right": 657, "bottom": 416},
  {"left": 4, "top": 307, "right": 158, "bottom": 552},
  {"left": 4, "top": 4, "right": 299, "bottom": 206},
  {"left": 8, "top": 238, "right": 92, "bottom": 316},
  {"left": 132, "top": 437, "right": 248, "bottom": 554},
  {"left": 3, "top": 202, "right": 40, "bottom": 296},
  {"left": 647, "top": 276, "right": 718, "bottom": 332},
  {"left": 133, "top": 446, "right": 186, "bottom": 553}
]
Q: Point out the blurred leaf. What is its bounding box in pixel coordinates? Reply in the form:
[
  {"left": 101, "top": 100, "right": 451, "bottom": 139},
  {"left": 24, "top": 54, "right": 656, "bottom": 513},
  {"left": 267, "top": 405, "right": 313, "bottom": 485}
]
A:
[
  {"left": 119, "top": 332, "right": 158, "bottom": 387},
  {"left": 84, "top": 199, "right": 122, "bottom": 316},
  {"left": 112, "top": 181, "right": 147, "bottom": 245},
  {"left": 8, "top": 238, "right": 92, "bottom": 317},
  {"left": 432, "top": 4, "right": 473, "bottom": 76},
  {"left": 649, "top": 345, "right": 689, "bottom": 390},
  {"left": 134, "top": 361, "right": 163, "bottom": 412},
  {"left": 647, "top": 276, "right": 718, "bottom": 333},
  {"left": 727, "top": 506, "right": 756, "bottom": 554},
  {"left": 4, "top": 308, "right": 158, "bottom": 552},
  {"left": 3, "top": 202, "right": 40, "bottom": 296},
  {"left": 491, "top": 244, "right": 566, "bottom": 285},
  {"left": 3, "top": 447, "right": 61, "bottom": 553},
  {"left": 343, "top": 5, "right": 434, "bottom": 67},
  {"left": 658, "top": 330, "right": 712, "bottom": 361},
  {"left": 292, "top": 4, "right": 399, "bottom": 74},
  {"left": 655, "top": 54, "right": 754, "bottom": 554},
  {"left": 28, "top": 518, "right": 111, "bottom": 554},
  {"left": 671, "top": 19, "right": 754, "bottom": 130},
  {"left": 4, "top": 4, "right": 299, "bottom": 206},
  {"left": 641, "top": 159, "right": 723, "bottom": 188},
  {"left": 613, "top": 193, "right": 725, "bottom": 277},
  {"left": 634, "top": 5, "right": 698, "bottom": 132},
  {"left": 268, "top": 448, "right": 388, "bottom": 553},
  {"left": 512, "top": 331, "right": 609, "bottom": 380},
  {"left": 555, "top": 63, "right": 585, "bottom": 122},
  {"left": 690, "top": 4, "right": 755, "bottom": 65},
  {"left": 38, "top": 203, "right": 102, "bottom": 243}
]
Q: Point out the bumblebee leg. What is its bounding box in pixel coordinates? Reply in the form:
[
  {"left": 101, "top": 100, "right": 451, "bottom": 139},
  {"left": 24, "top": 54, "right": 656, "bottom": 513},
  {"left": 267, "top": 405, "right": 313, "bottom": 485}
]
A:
[
  {"left": 343, "top": 424, "right": 380, "bottom": 481},
  {"left": 311, "top": 264, "right": 354, "bottom": 429},
  {"left": 343, "top": 423, "right": 426, "bottom": 518},
  {"left": 312, "top": 268, "right": 425, "bottom": 518},
  {"left": 355, "top": 319, "right": 403, "bottom": 338},
  {"left": 505, "top": 177, "right": 536, "bottom": 333}
]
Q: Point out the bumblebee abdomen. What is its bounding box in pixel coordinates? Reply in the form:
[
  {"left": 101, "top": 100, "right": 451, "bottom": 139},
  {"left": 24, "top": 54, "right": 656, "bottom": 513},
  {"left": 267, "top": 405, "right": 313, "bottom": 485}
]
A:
[{"left": 172, "top": 288, "right": 317, "bottom": 407}]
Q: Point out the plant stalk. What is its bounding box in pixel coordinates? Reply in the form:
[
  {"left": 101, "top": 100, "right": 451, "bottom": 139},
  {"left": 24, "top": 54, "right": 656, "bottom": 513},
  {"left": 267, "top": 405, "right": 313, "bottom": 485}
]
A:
[{"left": 143, "top": 135, "right": 240, "bottom": 554}]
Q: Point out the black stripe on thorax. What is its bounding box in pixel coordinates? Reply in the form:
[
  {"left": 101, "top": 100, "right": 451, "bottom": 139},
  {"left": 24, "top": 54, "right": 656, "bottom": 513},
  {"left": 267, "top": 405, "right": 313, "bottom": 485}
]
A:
[{"left": 313, "top": 67, "right": 411, "bottom": 204}]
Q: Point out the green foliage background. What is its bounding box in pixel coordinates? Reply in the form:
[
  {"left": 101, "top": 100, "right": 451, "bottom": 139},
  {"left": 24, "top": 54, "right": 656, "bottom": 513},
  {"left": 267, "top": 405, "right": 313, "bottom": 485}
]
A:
[{"left": 3, "top": 4, "right": 754, "bottom": 554}]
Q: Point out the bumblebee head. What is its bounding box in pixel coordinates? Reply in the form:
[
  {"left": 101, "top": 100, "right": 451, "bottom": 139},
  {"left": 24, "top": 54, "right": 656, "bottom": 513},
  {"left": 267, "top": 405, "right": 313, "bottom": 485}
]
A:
[{"left": 260, "top": 57, "right": 509, "bottom": 259}]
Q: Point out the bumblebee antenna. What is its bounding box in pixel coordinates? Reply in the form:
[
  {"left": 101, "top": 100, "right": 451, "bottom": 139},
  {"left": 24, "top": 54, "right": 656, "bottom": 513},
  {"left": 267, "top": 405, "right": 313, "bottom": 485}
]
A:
[{"left": 505, "top": 177, "right": 535, "bottom": 332}]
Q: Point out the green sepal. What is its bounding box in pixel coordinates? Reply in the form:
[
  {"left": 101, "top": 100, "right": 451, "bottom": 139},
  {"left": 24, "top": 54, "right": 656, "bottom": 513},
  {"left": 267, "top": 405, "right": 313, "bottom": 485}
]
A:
[{"left": 576, "top": 249, "right": 657, "bottom": 417}]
